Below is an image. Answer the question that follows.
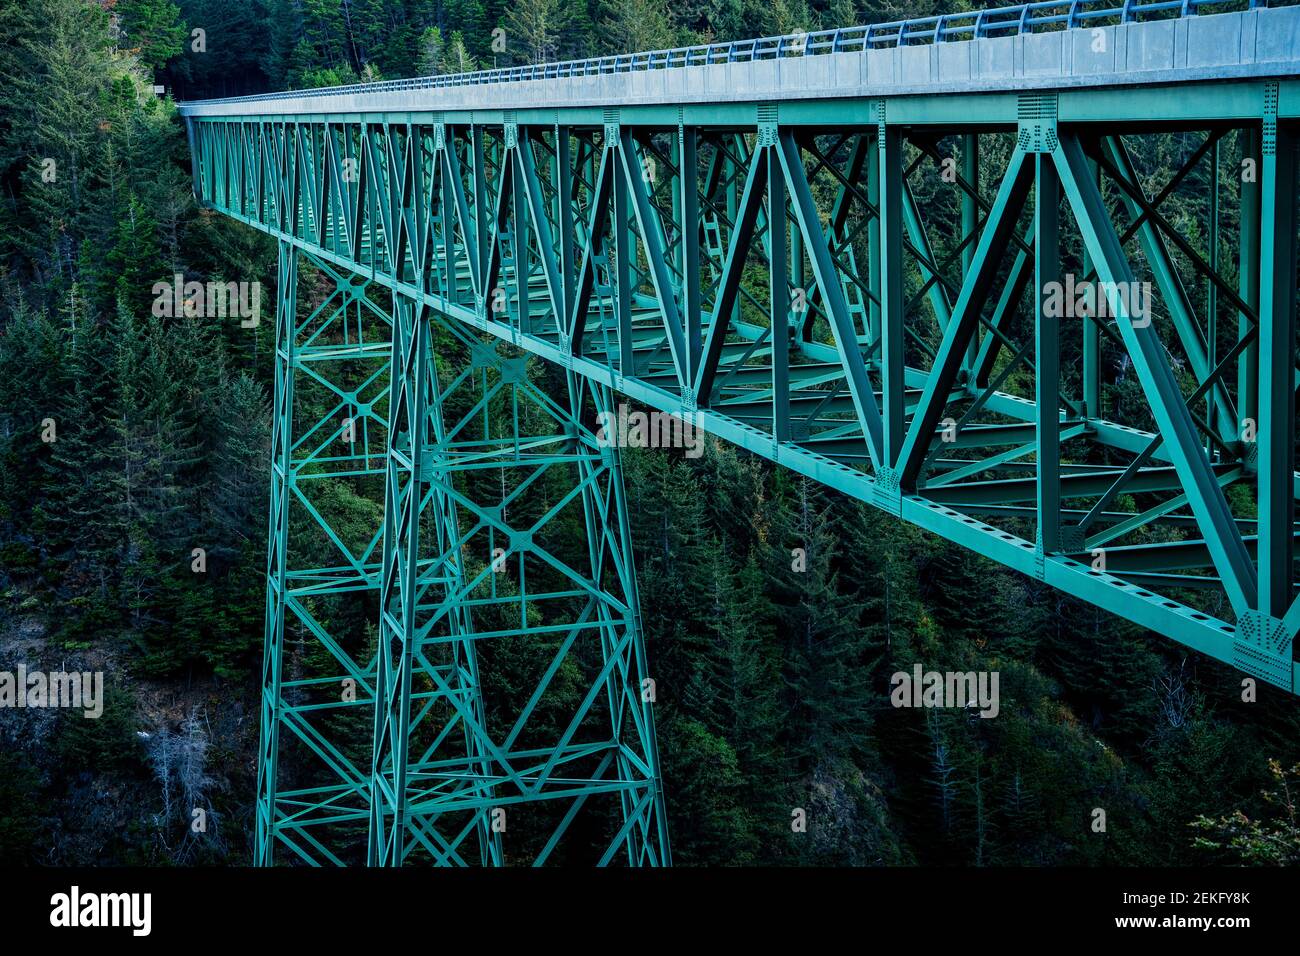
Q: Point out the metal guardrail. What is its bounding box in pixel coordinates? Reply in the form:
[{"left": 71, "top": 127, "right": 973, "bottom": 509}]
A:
[{"left": 183, "top": 0, "right": 1285, "bottom": 106}]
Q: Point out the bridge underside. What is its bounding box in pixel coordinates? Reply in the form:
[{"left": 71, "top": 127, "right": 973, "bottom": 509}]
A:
[{"left": 187, "top": 74, "right": 1300, "bottom": 862}]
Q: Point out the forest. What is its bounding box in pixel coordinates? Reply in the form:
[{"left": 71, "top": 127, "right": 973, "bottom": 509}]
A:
[{"left": 1, "top": 0, "right": 1299, "bottom": 867}]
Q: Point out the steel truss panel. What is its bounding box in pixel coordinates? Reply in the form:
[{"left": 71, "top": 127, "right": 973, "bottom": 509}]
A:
[
  {"left": 257, "top": 246, "right": 391, "bottom": 865},
  {"left": 369, "top": 298, "right": 669, "bottom": 865}
]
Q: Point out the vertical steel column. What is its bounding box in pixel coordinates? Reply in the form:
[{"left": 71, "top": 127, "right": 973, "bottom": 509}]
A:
[
  {"left": 877, "top": 123, "right": 905, "bottom": 464},
  {"left": 1036, "top": 156, "right": 1062, "bottom": 554},
  {"left": 255, "top": 240, "right": 297, "bottom": 866},
  {"left": 370, "top": 296, "right": 502, "bottom": 866},
  {"left": 1256, "top": 117, "right": 1297, "bottom": 619},
  {"left": 1206, "top": 138, "right": 1220, "bottom": 456},
  {"left": 472, "top": 126, "right": 490, "bottom": 287},
  {"left": 512, "top": 129, "right": 532, "bottom": 335},
  {"left": 557, "top": 127, "right": 576, "bottom": 324},
  {"left": 573, "top": 376, "right": 672, "bottom": 866},
  {"left": 769, "top": 144, "right": 790, "bottom": 441},
  {"left": 866, "top": 134, "right": 881, "bottom": 346},
  {"left": 369, "top": 294, "right": 429, "bottom": 866},
  {"left": 679, "top": 127, "right": 703, "bottom": 388},
  {"left": 1081, "top": 157, "right": 1101, "bottom": 419},
  {"left": 364, "top": 308, "right": 669, "bottom": 864},
  {"left": 612, "top": 133, "right": 634, "bottom": 375},
  {"left": 255, "top": 248, "right": 392, "bottom": 866},
  {"left": 962, "top": 133, "right": 980, "bottom": 369},
  {"left": 427, "top": 368, "right": 502, "bottom": 868},
  {"left": 727, "top": 151, "right": 741, "bottom": 330},
  {"left": 1238, "top": 126, "right": 1261, "bottom": 441}
]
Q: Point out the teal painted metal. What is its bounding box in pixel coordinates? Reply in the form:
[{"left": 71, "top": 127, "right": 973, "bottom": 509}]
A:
[
  {"left": 186, "top": 12, "right": 1300, "bottom": 866},
  {"left": 258, "top": 238, "right": 668, "bottom": 865},
  {"left": 256, "top": 248, "right": 390, "bottom": 865},
  {"left": 368, "top": 294, "right": 669, "bottom": 865}
]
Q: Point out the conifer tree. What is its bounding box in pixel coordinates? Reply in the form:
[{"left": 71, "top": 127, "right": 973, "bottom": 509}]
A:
[
  {"left": 598, "top": 0, "right": 674, "bottom": 54},
  {"left": 114, "top": 0, "right": 188, "bottom": 72},
  {"left": 502, "top": 0, "right": 567, "bottom": 64},
  {"left": 441, "top": 32, "right": 479, "bottom": 73}
]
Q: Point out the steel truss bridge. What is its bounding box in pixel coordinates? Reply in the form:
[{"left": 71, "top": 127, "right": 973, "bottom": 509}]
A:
[{"left": 179, "top": 0, "right": 1300, "bottom": 866}]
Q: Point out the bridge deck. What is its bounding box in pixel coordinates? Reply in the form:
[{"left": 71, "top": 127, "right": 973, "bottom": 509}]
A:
[{"left": 180, "top": 6, "right": 1300, "bottom": 118}]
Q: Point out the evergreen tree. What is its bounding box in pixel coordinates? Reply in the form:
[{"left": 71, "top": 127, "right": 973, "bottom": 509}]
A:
[
  {"left": 264, "top": 0, "right": 303, "bottom": 89},
  {"left": 502, "top": 0, "right": 568, "bottom": 64},
  {"left": 113, "top": 0, "right": 188, "bottom": 72},
  {"left": 598, "top": 0, "right": 674, "bottom": 54},
  {"left": 106, "top": 195, "right": 163, "bottom": 316},
  {"left": 443, "top": 0, "right": 491, "bottom": 61},
  {"left": 441, "top": 31, "right": 479, "bottom": 73},
  {"left": 415, "top": 25, "right": 443, "bottom": 73},
  {"left": 2, "top": 0, "right": 112, "bottom": 289}
]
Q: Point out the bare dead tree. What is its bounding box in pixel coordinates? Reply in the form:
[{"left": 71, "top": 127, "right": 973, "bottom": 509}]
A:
[{"left": 1153, "top": 659, "right": 1195, "bottom": 730}]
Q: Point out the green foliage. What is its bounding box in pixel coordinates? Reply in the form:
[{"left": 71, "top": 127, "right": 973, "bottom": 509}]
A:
[
  {"left": 598, "top": 0, "right": 674, "bottom": 53},
  {"left": 661, "top": 717, "right": 758, "bottom": 864},
  {"left": 1192, "top": 760, "right": 1300, "bottom": 865},
  {"left": 623, "top": 433, "right": 1300, "bottom": 865},
  {"left": 502, "top": 0, "right": 569, "bottom": 63},
  {"left": 114, "top": 0, "right": 189, "bottom": 71},
  {"left": 53, "top": 683, "right": 145, "bottom": 773},
  {"left": 0, "top": 750, "right": 45, "bottom": 863}
]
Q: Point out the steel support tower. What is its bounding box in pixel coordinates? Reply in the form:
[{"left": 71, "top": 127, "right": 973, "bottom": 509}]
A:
[{"left": 257, "top": 240, "right": 667, "bottom": 865}]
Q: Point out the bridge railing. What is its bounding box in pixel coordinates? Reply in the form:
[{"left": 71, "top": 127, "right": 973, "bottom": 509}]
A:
[{"left": 182, "top": 0, "right": 1283, "bottom": 107}]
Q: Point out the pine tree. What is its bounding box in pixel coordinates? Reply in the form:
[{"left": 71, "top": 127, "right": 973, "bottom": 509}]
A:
[
  {"left": 113, "top": 0, "right": 188, "bottom": 72},
  {"left": 443, "top": 0, "right": 491, "bottom": 61},
  {"left": 598, "top": 0, "right": 673, "bottom": 54},
  {"left": 169, "top": 0, "right": 274, "bottom": 98},
  {"left": 44, "top": 290, "right": 119, "bottom": 593},
  {"left": 770, "top": 479, "right": 879, "bottom": 770},
  {"left": 106, "top": 194, "right": 163, "bottom": 316},
  {"left": 416, "top": 25, "right": 443, "bottom": 73},
  {"left": 207, "top": 370, "right": 269, "bottom": 562},
  {"left": 502, "top": 0, "right": 568, "bottom": 64},
  {"left": 441, "top": 31, "right": 479, "bottom": 73},
  {"left": 264, "top": 0, "right": 304, "bottom": 88},
  {"left": 3, "top": 0, "right": 113, "bottom": 289}
]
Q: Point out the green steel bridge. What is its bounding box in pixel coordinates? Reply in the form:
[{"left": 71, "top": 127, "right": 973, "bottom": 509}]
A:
[{"left": 179, "top": 0, "right": 1300, "bottom": 866}]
